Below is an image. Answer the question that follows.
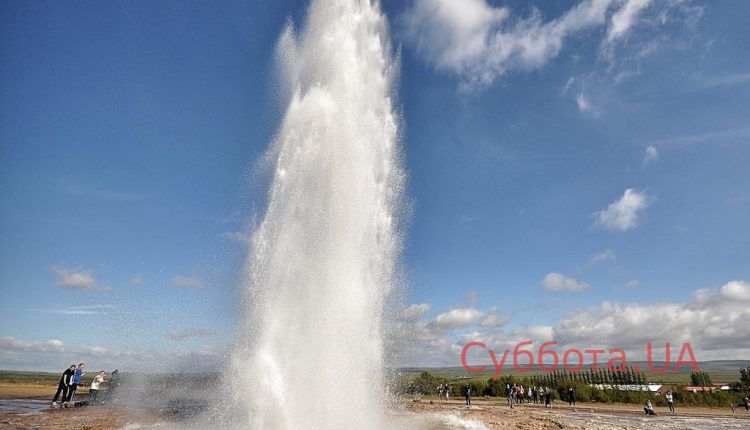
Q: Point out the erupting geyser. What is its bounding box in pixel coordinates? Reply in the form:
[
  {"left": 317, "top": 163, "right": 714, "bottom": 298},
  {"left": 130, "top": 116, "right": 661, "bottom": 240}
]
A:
[{"left": 231, "top": 0, "right": 403, "bottom": 429}]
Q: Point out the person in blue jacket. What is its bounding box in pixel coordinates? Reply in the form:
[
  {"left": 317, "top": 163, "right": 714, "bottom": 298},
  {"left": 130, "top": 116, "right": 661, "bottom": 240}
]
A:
[{"left": 65, "top": 363, "right": 86, "bottom": 402}]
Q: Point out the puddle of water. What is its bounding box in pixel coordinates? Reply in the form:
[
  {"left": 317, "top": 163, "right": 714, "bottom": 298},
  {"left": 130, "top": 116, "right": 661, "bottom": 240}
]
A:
[{"left": 0, "top": 398, "right": 49, "bottom": 415}]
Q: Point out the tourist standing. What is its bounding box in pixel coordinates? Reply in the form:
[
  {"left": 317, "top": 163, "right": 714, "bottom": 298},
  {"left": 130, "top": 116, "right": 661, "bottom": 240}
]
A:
[
  {"left": 506, "top": 385, "right": 513, "bottom": 408},
  {"left": 730, "top": 396, "right": 750, "bottom": 414},
  {"left": 106, "top": 369, "right": 120, "bottom": 401},
  {"left": 568, "top": 387, "right": 576, "bottom": 406},
  {"left": 665, "top": 390, "right": 675, "bottom": 414},
  {"left": 464, "top": 384, "right": 471, "bottom": 405},
  {"left": 51, "top": 364, "right": 75, "bottom": 406},
  {"left": 89, "top": 371, "right": 106, "bottom": 404},
  {"left": 66, "top": 363, "right": 86, "bottom": 402},
  {"left": 545, "top": 387, "right": 552, "bottom": 408}
]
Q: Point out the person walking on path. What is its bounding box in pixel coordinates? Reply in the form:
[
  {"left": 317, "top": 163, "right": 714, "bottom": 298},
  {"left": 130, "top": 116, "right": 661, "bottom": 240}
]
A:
[
  {"left": 66, "top": 363, "right": 86, "bottom": 402},
  {"left": 51, "top": 365, "right": 75, "bottom": 406},
  {"left": 463, "top": 384, "right": 471, "bottom": 405},
  {"left": 665, "top": 391, "right": 675, "bottom": 414}
]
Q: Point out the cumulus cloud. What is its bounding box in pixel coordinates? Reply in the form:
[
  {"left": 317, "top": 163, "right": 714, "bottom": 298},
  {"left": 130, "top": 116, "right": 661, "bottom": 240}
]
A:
[
  {"left": 394, "top": 280, "right": 750, "bottom": 366},
  {"left": 398, "top": 303, "right": 431, "bottom": 321},
  {"left": 168, "top": 328, "right": 217, "bottom": 341},
  {"left": 388, "top": 304, "right": 509, "bottom": 365},
  {"left": 401, "top": 0, "right": 657, "bottom": 88},
  {"left": 0, "top": 336, "right": 135, "bottom": 370},
  {"left": 643, "top": 145, "right": 659, "bottom": 167},
  {"left": 0, "top": 336, "right": 219, "bottom": 372},
  {"left": 52, "top": 266, "right": 103, "bottom": 292},
  {"left": 593, "top": 188, "right": 648, "bottom": 231},
  {"left": 718, "top": 280, "right": 750, "bottom": 301},
  {"left": 429, "top": 307, "right": 482, "bottom": 331},
  {"left": 541, "top": 272, "right": 590, "bottom": 292},
  {"left": 170, "top": 275, "right": 202, "bottom": 288},
  {"left": 555, "top": 280, "right": 750, "bottom": 357},
  {"left": 0, "top": 337, "right": 66, "bottom": 354}
]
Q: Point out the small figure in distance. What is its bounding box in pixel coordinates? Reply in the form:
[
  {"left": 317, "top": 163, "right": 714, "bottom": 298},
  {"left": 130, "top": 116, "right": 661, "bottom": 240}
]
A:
[
  {"left": 730, "top": 396, "right": 750, "bottom": 414},
  {"left": 665, "top": 390, "right": 675, "bottom": 414}
]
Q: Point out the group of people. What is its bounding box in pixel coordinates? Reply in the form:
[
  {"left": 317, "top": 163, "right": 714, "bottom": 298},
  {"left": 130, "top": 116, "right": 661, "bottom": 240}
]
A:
[
  {"left": 434, "top": 381, "right": 749, "bottom": 418},
  {"left": 504, "top": 384, "right": 558, "bottom": 408},
  {"left": 51, "top": 362, "right": 117, "bottom": 407},
  {"left": 435, "top": 384, "right": 450, "bottom": 402}
]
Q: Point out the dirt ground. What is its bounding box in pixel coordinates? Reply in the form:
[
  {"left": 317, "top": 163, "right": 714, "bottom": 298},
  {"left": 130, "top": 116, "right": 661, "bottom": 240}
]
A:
[
  {"left": 0, "top": 406, "right": 160, "bottom": 430},
  {"left": 1, "top": 383, "right": 748, "bottom": 429},
  {"left": 0, "top": 382, "right": 160, "bottom": 430},
  {"left": 0, "top": 382, "right": 57, "bottom": 400},
  {"left": 403, "top": 397, "right": 750, "bottom": 429}
]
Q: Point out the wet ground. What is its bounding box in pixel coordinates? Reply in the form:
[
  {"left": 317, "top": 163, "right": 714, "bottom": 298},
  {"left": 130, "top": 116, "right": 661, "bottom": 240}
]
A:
[
  {"left": 0, "top": 399, "right": 49, "bottom": 416},
  {"left": 1, "top": 394, "right": 749, "bottom": 429}
]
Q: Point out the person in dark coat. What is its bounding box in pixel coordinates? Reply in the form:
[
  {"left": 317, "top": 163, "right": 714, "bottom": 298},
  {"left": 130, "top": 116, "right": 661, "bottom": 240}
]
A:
[
  {"left": 51, "top": 365, "right": 75, "bottom": 406},
  {"left": 568, "top": 387, "right": 576, "bottom": 406}
]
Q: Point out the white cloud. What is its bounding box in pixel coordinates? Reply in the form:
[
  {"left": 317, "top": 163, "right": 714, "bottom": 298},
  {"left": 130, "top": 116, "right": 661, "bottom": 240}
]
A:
[
  {"left": 575, "top": 92, "right": 599, "bottom": 116},
  {"left": 541, "top": 272, "right": 590, "bottom": 292},
  {"left": 398, "top": 303, "right": 431, "bottom": 321},
  {"left": 430, "top": 307, "right": 482, "bottom": 331},
  {"left": 170, "top": 275, "right": 202, "bottom": 288},
  {"left": 719, "top": 280, "right": 750, "bottom": 301},
  {"left": 401, "top": 0, "right": 656, "bottom": 88},
  {"left": 554, "top": 280, "right": 750, "bottom": 357},
  {"left": 393, "top": 280, "right": 750, "bottom": 366},
  {"left": 52, "top": 266, "right": 102, "bottom": 292},
  {"left": 0, "top": 337, "right": 66, "bottom": 354},
  {"left": 643, "top": 145, "right": 659, "bottom": 166},
  {"left": 130, "top": 275, "right": 144, "bottom": 286},
  {"left": 168, "top": 328, "right": 217, "bottom": 341},
  {"left": 606, "top": 0, "right": 652, "bottom": 43},
  {"left": 588, "top": 248, "right": 616, "bottom": 265},
  {"left": 593, "top": 188, "right": 648, "bottom": 231},
  {"left": 477, "top": 307, "right": 508, "bottom": 327},
  {"left": 18, "top": 305, "right": 117, "bottom": 316},
  {"left": 0, "top": 336, "right": 152, "bottom": 371}
]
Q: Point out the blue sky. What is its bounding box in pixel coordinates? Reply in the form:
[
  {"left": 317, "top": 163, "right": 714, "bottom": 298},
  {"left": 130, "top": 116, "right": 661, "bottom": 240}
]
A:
[{"left": 1, "top": 0, "right": 749, "bottom": 371}]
